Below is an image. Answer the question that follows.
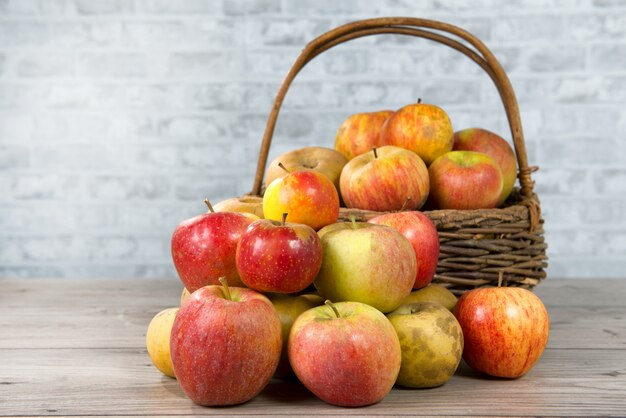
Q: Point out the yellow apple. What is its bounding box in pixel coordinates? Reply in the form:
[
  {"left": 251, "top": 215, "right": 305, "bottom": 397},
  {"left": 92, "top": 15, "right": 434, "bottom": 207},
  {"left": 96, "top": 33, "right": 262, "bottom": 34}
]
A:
[
  {"left": 146, "top": 307, "right": 179, "bottom": 378},
  {"left": 264, "top": 146, "right": 347, "bottom": 193},
  {"left": 213, "top": 196, "right": 264, "bottom": 219}
]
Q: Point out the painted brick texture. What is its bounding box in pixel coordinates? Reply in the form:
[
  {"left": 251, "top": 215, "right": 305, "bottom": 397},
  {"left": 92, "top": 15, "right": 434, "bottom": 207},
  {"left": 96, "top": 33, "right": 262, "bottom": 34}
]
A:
[{"left": 0, "top": 0, "right": 625, "bottom": 279}]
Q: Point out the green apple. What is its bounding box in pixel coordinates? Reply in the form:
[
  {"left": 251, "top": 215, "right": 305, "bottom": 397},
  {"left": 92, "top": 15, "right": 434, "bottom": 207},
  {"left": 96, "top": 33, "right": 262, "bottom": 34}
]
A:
[
  {"left": 268, "top": 293, "right": 324, "bottom": 378},
  {"left": 387, "top": 302, "right": 463, "bottom": 388},
  {"left": 314, "top": 221, "right": 416, "bottom": 313},
  {"left": 401, "top": 284, "right": 458, "bottom": 311}
]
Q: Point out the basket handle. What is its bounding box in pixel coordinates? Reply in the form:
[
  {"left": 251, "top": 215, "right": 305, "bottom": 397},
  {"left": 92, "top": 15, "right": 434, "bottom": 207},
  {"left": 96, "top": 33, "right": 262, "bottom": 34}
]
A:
[{"left": 251, "top": 17, "right": 535, "bottom": 199}]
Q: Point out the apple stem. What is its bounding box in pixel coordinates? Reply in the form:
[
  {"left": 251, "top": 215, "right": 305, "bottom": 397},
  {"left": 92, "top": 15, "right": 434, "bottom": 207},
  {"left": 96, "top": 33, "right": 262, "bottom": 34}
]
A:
[
  {"left": 204, "top": 198, "right": 215, "bottom": 213},
  {"left": 278, "top": 162, "right": 290, "bottom": 174},
  {"left": 219, "top": 277, "right": 232, "bottom": 301},
  {"left": 399, "top": 196, "right": 412, "bottom": 212},
  {"left": 498, "top": 271, "right": 503, "bottom": 288},
  {"left": 281, "top": 212, "right": 288, "bottom": 225},
  {"left": 372, "top": 147, "right": 378, "bottom": 159},
  {"left": 349, "top": 214, "right": 357, "bottom": 229},
  {"left": 325, "top": 300, "right": 341, "bottom": 318},
  {"left": 417, "top": 97, "right": 422, "bottom": 104}
]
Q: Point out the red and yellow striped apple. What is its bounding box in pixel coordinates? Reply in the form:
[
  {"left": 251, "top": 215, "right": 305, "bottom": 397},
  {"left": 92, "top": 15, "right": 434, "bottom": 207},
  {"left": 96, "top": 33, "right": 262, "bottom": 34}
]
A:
[
  {"left": 369, "top": 210, "right": 440, "bottom": 289},
  {"left": 263, "top": 169, "right": 339, "bottom": 230},
  {"left": 454, "top": 285, "right": 549, "bottom": 378},
  {"left": 380, "top": 101, "right": 454, "bottom": 165},
  {"left": 427, "top": 151, "right": 503, "bottom": 210},
  {"left": 453, "top": 128, "right": 518, "bottom": 206},
  {"left": 334, "top": 110, "right": 394, "bottom": 160},
  {"left": 339, "top": 145, "right": 429, "bottom": 212}
]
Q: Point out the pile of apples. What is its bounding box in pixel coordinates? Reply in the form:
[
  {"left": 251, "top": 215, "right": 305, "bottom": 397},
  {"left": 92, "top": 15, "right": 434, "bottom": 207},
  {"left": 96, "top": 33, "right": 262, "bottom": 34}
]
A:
[{"left": 145, "top": 100, "right": 550, "bottom": 408}]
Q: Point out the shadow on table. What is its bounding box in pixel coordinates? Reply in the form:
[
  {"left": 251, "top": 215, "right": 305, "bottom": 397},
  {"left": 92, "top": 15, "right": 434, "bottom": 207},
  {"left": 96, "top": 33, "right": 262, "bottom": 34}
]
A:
[{"left": 261, "top": 377, "right": 318, "bottom": 403}]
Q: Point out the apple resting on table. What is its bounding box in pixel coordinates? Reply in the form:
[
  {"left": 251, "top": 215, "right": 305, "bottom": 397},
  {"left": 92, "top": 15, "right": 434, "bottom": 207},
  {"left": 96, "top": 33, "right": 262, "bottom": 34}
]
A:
[
  {"left": 170, "top": 279, "right": 282, "bottom": 406},
  {"left": 387, "top": 302, "right": 463, "bottom": 388},
  {"left": 454, "top": 282, "right": 550, "bottom": 378},
  {"left": 146, "top": 307, "right": 179, "bottom": 379},
  {"left": 289, "top": 300, "right": 401, "bottom": 407}
]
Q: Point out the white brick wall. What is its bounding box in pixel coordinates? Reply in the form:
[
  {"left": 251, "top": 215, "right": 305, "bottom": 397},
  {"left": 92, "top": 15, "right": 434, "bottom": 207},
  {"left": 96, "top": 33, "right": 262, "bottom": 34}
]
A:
[{"left": 0, "top": 0, "right": 625, "bottom": 279}]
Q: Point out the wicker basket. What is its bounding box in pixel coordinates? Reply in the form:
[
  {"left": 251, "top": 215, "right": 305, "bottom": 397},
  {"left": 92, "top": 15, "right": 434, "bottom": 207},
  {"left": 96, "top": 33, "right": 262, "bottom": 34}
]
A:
[{"left": 246, "top": 17, "right": 547, "bottom": 295}]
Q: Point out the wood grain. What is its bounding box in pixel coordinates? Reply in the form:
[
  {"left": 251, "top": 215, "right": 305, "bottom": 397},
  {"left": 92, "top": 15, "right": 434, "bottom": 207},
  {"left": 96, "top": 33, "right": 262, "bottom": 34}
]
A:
[{"left": 0, "top": 278, "right": 625, "bottom": 417}]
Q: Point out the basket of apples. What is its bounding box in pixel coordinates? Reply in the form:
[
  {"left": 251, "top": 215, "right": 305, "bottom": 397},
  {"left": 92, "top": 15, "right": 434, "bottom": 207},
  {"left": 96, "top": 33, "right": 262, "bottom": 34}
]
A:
[
  {"left": 148, "top": 17, "right": 550, "bottom": 409},
  {"left": 230, "top": 17, "right": 547, "bottom": 294}
]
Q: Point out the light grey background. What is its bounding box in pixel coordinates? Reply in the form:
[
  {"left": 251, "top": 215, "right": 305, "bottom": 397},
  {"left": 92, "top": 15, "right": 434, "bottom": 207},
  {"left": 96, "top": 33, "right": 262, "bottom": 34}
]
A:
[{"left": 0, "top": 0, "right": 624, "bottom": 279}]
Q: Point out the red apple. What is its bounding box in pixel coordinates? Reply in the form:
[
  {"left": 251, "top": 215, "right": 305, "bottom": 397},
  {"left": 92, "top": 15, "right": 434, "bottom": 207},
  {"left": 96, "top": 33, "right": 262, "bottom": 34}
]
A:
[
  {"left": 454, "top": 284, "right": 550, "bottom": 378},
  {"left": 334, "top": 110, "right": 394, "bottom": 160},
  {"left": 289, "top": 300, "right": 401, "bottom": 407},
  {"left": 379, "top": 101, "right": 454, "bottom": 165},
  {"left": 369, "top": 211, "right": 439, "bottom": 289},
  {"left": 339, "top": 145, "right": 429, "bottom": 212},
  {"left": 453, "top": 128, "right": 518, "bottom": 205},
  {"left": 171, "top": 201, "right": 256, "bottom": 292},
  {"left": 170, "top": 279, "right": 282, "bottom": 405},
  {"left": 236, "top": 215, "right": 323, "bottom": 294},
  {"left": 263, "top": 168, "right": 339, "bottom": 231},
  {"left": 427, "top": 150, "right": 503, "bottom": 210}
]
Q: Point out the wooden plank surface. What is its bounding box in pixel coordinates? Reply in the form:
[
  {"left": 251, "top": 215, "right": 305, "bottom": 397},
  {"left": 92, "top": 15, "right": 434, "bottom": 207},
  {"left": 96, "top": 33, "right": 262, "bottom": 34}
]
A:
[{"left": 0, "top": 278, "right": 625, "bottom": 417}]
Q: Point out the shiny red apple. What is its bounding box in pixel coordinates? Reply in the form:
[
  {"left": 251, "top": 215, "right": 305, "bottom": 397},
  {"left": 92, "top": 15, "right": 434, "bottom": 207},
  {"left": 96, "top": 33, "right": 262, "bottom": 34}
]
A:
[
  {"left": 454, "top": 284, "right": 550, "bottom": 378},
  {"left": 369, "top": 210, "right": 440, "bottom": 289},
  {"left": 170, "top": 279, "right": 282, "bottom": 405},
  {"left": 236, "top": 215, "right": 322, "bottom": 294},
  {"left": 171, "top": 201, "right": 255, "bottom": 292}
]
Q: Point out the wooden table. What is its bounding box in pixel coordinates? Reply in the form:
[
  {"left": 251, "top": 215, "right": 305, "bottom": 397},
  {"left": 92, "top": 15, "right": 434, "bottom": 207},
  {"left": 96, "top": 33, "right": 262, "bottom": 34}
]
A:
[{"left": 1, "top": 278, "right": 625, "bottom": 417}]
